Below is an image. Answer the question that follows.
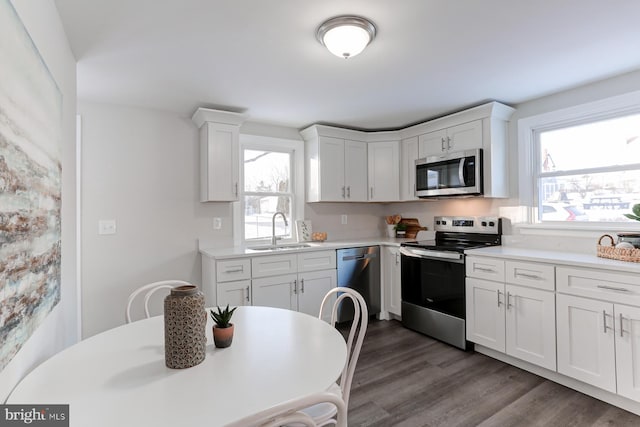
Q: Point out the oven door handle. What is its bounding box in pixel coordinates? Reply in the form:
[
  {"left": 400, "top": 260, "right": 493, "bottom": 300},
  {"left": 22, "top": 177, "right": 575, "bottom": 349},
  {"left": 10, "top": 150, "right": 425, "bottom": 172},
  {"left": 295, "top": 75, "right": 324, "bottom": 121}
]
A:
[{"left": 399, "top": 247, "right": 464, "bottom": 263}]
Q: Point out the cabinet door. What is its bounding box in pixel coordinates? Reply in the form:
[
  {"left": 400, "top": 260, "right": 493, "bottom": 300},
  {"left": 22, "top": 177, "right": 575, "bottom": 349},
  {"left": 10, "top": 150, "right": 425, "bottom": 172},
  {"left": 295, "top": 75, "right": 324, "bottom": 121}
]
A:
[
  {"left": 384, "top": 247, "right": 402, "bottom": 317},
  {"left": 368, "top": 141, "right": 400, "bottom": 202},
  {"left": 465, "top": 278, "right": 505, "bottom": 352},
  {"left": 318, "top": 136, "right": 346, "bottom": 201},
  {"left": 298, "top": 269, "right": 336, "bottom": 320},
  {"left": 217, "top": 280, "right": 251, "bottom": 308},
  {"left": 446, "top": 120, "right": 482, "bottom": 153},
  {"left": 400, "top": 136, "right": 419, "bottom": 201},
  {"left": 556, "top": 294, "right": 616, "bottom": 392},
  {"left": 418, "top": 129, "right": 447, "bottom": 157},
  {"left": 344, "top": 139, "right": 368, "bottom": 201},
  {"left": 505, "top": 284, "right": 556, "bottom": 370},
  {"left": 615, "top": 304, "right": 640, "bottom": 401},
  {"left": 252, "top": 274, "right": 297, "bottom": 310},
  {"left": 200, "top": 122, "right": 239, "bottom": 202}
]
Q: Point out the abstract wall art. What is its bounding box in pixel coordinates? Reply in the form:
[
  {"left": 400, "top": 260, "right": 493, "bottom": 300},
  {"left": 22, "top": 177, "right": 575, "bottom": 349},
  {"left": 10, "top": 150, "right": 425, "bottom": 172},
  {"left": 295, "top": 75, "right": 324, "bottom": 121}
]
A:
[{"left": 0, "top": 0, "right": 63, "bottom": 371}]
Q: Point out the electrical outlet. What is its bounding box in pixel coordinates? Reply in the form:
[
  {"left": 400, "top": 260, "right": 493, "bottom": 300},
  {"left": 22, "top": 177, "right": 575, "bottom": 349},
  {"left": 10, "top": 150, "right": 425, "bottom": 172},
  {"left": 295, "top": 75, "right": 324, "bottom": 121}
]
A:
[
  {"left": 341, "top": 215, "right": 348, "bottom": 225},
  {"left": 98, "top": 220, "right": 116, "bottom": 235},
  {"left": 213, "top": 217, "right": 222, "bottom": 230}
]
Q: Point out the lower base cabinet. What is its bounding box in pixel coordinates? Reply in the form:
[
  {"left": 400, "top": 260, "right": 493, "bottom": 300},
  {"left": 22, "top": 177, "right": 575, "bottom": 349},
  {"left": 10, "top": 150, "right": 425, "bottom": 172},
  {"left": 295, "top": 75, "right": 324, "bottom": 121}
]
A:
[
  {"left": 252, "top": 270, "right": 337, "bottom": 318},
  {"left": 557, "top": 293, "right": 640, "bottom": 400},
  {"left": 466, "top": 277, "right": 556, "bottom": 370},
  {"left": 217, "top": 280, "right": 251, "bottom": 308},
  {"left": 383, "top": 246, "right": 401, "bottom": 317}
]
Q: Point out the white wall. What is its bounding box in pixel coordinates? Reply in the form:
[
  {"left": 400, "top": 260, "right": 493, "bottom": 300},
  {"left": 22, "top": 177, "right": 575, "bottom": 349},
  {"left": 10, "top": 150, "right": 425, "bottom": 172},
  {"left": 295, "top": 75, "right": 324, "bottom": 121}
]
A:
[
  {"left": 79, "top": 102, "right": 234, "bottom": 337},
  {"left": 1, "top": 1, "right": 77, "bottom": 402}
]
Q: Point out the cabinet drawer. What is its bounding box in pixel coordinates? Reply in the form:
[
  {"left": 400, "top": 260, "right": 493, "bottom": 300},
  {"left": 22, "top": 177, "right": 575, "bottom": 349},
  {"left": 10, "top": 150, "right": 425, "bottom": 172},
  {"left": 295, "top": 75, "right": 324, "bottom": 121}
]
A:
[
  {"left": 557, "top": 266, "right": 640, "bottom": 305},
  {"left": 252, "top": 254, "right": 297, "bottom": 278},
  {"left": 466, "top": 256, "right": 505, "bottom": 282},
  {"left": 506, "top": 261, "right": 555, "bottom": 291},
  {"left": 298, "top": 251, "right": 336, "bottom": 273},
  {"left": 216, "top": 258, "right": 251, "bottom": 282}
]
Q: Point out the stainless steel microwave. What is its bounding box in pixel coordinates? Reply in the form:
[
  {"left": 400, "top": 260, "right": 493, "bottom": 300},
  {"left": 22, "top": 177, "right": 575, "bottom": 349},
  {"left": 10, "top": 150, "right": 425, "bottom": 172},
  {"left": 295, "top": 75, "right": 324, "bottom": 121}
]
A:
[{"left": 415, "top": 148, "right": 483, "bottom": 198}]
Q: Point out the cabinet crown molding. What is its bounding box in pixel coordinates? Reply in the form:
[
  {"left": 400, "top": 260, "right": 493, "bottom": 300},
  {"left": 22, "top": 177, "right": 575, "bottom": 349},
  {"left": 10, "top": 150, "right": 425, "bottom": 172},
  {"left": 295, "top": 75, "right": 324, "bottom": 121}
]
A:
[
  {"left": 300, "top": 101, "right": 515, "bottom": 142},
  {"left": 192, "top": 108, "right": 249, "bottom": 128}
]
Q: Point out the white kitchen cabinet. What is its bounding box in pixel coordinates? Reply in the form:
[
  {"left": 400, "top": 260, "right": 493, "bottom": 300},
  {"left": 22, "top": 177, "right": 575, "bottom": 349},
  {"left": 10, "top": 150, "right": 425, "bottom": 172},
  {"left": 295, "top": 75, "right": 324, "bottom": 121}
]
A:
[
  {"left": 419, "top": 120, "right": 482, "bottom": 158},
  {"left": 252, "top": 262, "right": 336, "bottom": 318},
  {"left": 367, "top": 141, "right": 400, "bottom": 202},
  {"left": 383, "top": 246, "right": 402, "bottom": 317},
  {"left": 217, "top": 280, "right": 251, "bottom": 308},
  {"left": 303, "top": 132, "right": 367, "bottom": 202},
  {"left": 298, "top": 269, "right": 337, "bottom": 319},
  {"left": 504, "top": 283, "right": 556, "bottom": 370},
  {"left": 191, "top": 108, "right": 247, "bottom": 202},
  {"left": 466, "top": 257, "right": 556, "bottom": 370},
  {"left": 466, "top": 277, "right": 505, "bottom": 352},
  {"left": 252, "top": 274, "right": 297, "bottom": 310},
  {"left": 400, "top": 136, "right": 419, "bottom": 201},
  {"left": 615, "top": 304, "right": 640, "bottom": 401},
  {"left": 556, "top": 293, "right": 616, "bottom": 392},
  {"left": 556, "top": 267, "right": 640, "bottom": 400}
]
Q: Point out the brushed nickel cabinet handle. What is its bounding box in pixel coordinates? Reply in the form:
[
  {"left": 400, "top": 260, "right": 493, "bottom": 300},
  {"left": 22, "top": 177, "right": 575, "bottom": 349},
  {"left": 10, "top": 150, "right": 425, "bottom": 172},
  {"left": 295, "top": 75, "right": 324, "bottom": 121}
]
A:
[
  {"left": 300, "top": 278, "right": 305, "bottom": 294},
  {"left": 516, "top": 272, "right": 542, "bottom": 280},
  {"left": 245, "top": 286, "right": 250, "bottom": 303},
  {"left": 603, "top": 310, "right": 613, "bottom": 334},
  {"left": 347, "top": 186, "right": 351, "bottom": 198},
  {"left": 497, "top": 290, "right": 503, "bottom": 307},
  {"left": 597, "top": 285, "right": 630, "bottom": 292}
]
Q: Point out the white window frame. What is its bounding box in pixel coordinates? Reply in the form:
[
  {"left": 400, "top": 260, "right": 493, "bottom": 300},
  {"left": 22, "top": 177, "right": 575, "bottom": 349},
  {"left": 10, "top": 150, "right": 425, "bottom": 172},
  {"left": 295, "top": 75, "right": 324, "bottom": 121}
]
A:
[
  {"left": 518, "top": 89, "right": 640, "bottom": 235},
  {"left": 233, "top": 134, "right": 304, "bottom": 247}
]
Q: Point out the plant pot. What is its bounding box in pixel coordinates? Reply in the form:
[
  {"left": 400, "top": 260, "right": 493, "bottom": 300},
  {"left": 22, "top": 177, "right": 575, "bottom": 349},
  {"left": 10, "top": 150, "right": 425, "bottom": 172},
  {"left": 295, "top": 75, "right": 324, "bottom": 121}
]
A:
[{"left": 213, "top": 324, "right": 234, "bottom": 348}]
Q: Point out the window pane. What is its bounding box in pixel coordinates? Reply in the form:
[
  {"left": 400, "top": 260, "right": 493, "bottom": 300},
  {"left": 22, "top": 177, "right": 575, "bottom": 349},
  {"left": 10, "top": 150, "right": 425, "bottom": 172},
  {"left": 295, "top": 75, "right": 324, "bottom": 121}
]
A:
[
  {"left": 244, "top": 150, "right": 290, "bottom": 192},
  {"left": 539, "top": 113, "right": 640, "bottom": 173},
  {"left": 539, "top": 171, "right": 640, "bottom": 222},
  {"left": 244, "top": 196, "right": 292, "bottom": 240}
]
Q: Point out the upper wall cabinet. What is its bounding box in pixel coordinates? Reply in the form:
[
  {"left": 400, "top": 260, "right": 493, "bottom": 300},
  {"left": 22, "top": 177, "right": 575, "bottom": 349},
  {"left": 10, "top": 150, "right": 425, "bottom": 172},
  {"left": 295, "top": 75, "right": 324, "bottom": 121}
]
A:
[
  {"left": 368, "top": 140, "right": 400, "bottom": 202},
  {"left": 418, "top": 120, "right": 482, "bottom": 158},
  {"left": 301, "top": 126, "right": 368, "bottom": 202},
  {"left": 192, "top": 108, "right": 248, "bottom": 202}
]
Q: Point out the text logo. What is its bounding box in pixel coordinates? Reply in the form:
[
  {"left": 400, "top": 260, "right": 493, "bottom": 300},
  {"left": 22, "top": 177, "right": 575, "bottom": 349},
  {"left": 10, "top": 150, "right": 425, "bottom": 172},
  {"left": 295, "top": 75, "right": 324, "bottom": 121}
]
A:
[{"left": 0, "top": 405, "right": 68, "bottom": 426}]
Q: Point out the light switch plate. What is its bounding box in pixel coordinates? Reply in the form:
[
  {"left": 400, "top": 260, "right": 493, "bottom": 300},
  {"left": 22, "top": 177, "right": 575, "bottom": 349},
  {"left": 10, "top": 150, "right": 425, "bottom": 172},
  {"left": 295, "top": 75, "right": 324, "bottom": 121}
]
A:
[
  {"left": 213, "top": 217, "right": 222, "bottom": 230},
  {"left": 98, "top": 220, "right": 117, "bottom": 235},
  {"left": 341, "top": 215, "right": 348, "bottom": 225}
]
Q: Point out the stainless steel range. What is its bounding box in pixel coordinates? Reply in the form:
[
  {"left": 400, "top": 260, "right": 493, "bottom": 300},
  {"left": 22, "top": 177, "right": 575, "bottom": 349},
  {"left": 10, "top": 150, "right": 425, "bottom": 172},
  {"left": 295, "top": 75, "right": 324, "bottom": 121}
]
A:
[{"left": 399, "top": 216, "right": 502, "bottom": 350}]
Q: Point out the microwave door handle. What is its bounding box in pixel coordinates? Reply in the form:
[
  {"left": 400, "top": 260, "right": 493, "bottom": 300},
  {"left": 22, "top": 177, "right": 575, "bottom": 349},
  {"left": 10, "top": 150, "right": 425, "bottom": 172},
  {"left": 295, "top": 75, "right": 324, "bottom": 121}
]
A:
[{"left": 458, "top": 157, "right": 466, "bottom": 186}]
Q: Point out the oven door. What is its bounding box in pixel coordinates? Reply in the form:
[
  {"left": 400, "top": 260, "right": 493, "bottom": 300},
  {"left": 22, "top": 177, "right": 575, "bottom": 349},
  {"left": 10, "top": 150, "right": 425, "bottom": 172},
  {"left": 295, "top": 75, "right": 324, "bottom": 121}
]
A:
[
  {"left": 399, "top": 247, "right": 466, "bottom": 319},
  {"left": 415, "top": 148, "right": 482, "bottom": 198}
]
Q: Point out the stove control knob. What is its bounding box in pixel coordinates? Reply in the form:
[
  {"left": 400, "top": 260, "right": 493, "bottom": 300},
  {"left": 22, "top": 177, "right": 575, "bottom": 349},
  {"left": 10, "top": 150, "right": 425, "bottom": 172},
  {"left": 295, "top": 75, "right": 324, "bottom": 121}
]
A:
[
  {"left": 436, "top": 220, "right": 441, "bottom": 225},
  {"left": 481, "top": 221, "right": 487, "bottom": 227},
  {"left": 441, "top": 220, "right": 447, "bottom": 225},
  {"left": 489, "top": 221, "right": 495, "bottom": 227}
]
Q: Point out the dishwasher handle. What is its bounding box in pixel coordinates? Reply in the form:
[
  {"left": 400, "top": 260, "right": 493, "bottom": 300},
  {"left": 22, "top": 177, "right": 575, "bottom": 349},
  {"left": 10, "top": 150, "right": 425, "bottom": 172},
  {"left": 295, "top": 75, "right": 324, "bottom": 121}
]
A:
[{"left": 341, "top": 253, "right": 377, "bottom": 261}]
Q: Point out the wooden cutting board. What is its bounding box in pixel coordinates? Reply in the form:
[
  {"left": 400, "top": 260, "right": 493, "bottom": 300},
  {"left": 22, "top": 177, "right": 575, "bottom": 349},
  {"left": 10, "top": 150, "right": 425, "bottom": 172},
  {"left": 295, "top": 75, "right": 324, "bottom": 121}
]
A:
[{"left": 398, "top": 218, "right": 427, "bottom": 238}]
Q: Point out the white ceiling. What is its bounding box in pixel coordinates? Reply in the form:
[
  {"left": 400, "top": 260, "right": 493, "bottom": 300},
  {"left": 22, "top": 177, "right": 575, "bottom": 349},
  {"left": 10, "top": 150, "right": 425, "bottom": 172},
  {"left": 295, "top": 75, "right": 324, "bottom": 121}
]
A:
[{"left": 54, "top": 0, "right": 640, "bottom": 130}]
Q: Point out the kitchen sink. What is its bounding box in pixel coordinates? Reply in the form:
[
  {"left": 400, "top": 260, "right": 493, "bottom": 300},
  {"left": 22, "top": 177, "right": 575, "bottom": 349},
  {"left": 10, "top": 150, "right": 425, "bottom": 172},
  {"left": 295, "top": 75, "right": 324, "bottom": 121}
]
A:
[{"left": 247, "top": 244, "right": 311, "bottom": 252}]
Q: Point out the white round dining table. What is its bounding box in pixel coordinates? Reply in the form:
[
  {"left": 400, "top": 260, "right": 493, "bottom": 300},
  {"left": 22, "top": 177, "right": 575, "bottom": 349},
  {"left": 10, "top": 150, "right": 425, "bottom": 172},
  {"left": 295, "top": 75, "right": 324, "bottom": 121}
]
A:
[{"left": 7, "top": 306, "right": 348, "bottom": 426}]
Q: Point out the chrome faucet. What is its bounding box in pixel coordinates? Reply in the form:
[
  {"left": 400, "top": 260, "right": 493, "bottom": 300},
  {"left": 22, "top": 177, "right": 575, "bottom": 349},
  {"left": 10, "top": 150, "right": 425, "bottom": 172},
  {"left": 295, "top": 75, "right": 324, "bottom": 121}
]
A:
[{"left": 271, "top": 212, "right": 288, "bottom": 246}]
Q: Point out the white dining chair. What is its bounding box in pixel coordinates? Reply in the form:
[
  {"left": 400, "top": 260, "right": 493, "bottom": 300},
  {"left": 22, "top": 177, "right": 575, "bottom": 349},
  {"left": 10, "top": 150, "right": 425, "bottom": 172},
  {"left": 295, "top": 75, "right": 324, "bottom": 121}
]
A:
[
  {"left": 225, "top": 392, "right": 347, "bottom": 427},
  {"left": 302, "top": 287, "right": 368, "bottom": 426},
  {"left": 125, "top": 280, "right": 192, "bottom": 323}
]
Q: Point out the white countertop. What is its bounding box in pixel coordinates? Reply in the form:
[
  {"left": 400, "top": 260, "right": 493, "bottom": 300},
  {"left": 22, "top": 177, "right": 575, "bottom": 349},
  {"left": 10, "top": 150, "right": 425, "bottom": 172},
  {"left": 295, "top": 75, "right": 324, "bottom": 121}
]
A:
[
  {"left": 200, "top": 237, "right": 414, "bottom": 259},
  {"left": 465, "top": 246, "right": 640, "bottom": 274}
]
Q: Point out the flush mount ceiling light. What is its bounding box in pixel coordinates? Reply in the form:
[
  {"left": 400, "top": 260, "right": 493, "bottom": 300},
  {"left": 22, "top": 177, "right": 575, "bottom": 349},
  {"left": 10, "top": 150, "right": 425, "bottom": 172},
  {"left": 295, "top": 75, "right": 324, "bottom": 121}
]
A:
[{"left": 316, "top": 15, "right": 376, "bottom": 59}]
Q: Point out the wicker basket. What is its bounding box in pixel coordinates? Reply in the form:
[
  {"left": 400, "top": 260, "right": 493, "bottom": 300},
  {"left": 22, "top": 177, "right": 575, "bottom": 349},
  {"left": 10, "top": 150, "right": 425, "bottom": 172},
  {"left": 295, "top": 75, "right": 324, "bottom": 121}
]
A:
[{"left": 596, "top": 234, "right": 640, "bottom": 263}]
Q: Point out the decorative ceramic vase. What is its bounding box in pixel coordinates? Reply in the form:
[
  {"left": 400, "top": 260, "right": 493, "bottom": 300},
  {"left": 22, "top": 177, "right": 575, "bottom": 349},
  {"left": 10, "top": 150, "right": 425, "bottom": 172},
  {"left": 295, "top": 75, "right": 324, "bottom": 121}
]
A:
[
  {"left": 213, "top": 324, "right": 234, "bottom": 348},
  {"left": 164, "top": 285, "right": 206, "bottom": 369},
  {"left": 387, "top": 224, "right": 395, "bottom": 238}
]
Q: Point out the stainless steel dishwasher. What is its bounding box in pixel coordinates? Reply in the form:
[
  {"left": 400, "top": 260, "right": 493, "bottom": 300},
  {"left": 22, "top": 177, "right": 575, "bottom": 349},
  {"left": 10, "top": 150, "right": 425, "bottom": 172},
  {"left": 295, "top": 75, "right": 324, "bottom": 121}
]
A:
[{"left": 336, "top": 246, "right": 381, "bottom": 322}]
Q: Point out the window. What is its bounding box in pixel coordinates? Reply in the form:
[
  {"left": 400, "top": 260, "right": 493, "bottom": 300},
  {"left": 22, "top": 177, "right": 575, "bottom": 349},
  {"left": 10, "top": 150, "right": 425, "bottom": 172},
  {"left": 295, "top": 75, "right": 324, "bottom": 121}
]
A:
[
  {"left": 519, "top": 90, "right": 640, "bottom": 228},
  {"left": 243, "top": 148, "right": 293, "bottom": 241},
  {"left": 236, "top": 135, "right": 304, "bottom": 246},
  {"left": 535, "top": 113, "right": 640, "bottom": 223}
]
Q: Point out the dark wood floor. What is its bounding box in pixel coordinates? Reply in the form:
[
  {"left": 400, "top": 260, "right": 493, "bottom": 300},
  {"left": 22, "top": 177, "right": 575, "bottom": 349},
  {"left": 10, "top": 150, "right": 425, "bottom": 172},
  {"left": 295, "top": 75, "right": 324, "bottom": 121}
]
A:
[{"left": 346, "top": 319, "right": 640, "bottom": 427}]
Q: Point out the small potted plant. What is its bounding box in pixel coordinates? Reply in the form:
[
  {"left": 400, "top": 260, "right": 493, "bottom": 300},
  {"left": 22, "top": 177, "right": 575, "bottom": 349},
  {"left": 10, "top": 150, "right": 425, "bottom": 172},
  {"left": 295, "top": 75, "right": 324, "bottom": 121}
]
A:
[
  {"left": 394, "top": 222, "right": 408, "bottom": 237},
  {"left": 209, "top": 304, "right": 237, "bottom": 348}
]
